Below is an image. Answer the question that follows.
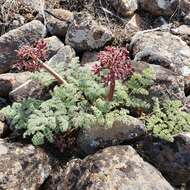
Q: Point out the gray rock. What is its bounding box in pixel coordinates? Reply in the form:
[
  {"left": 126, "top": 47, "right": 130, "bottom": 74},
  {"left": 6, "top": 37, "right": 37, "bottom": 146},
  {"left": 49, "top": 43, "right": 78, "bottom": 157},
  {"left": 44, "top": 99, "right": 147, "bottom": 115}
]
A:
[
  {"left": 9, "top": 80, "right": 47, "bottom": 102},
  {"left": 136, "top": 133, "right": 190, "bottom": 186},
  {"left": 77, "top": 116, "right": 145, "bottom": 154},
  {"left": 44, "top": 146, "right": 174, "bottom": 190},
  {"left": 0, "top": 20, "right": 46, "bottom": 73},
  {"left": 125, "top": 13, "right": 149, "bottom": 40},
  {"left": 138, "top": 0, "right": 178, "bottom": 16},
  {"left": 170, "top": 24, "right": 190, "bottom": 50},
  {"left": 48, "top": 45, "right": 76, "bottom": 67},
  {"left": 0, "top": 139, "right": 51, "bottom": 190},
  {"left": 44, "top": 36, "right": 65, "bottom": 58},
  {"left": 184, "top": 13, "right": 190, "bottom": 25},
  {"left": 132, "top": 61, "right": 185, "bottom": 102},
  {"left": 65, "top": 12, "right": 113, "bottom": 52},
  {"left": 130, "top": 30, "right": 190, "bottom": 76},
  {"left": 0, "top": 72, "right": 31, "bottom": 98},
  {"left": 108, "top": 0, "right": 138, "bottom": 17},
  {"left": 180, "top": 0, "right": 190, "bottom": 15},
  {"left": 45, "top": 9, "right": 74, "bottom": 38}
]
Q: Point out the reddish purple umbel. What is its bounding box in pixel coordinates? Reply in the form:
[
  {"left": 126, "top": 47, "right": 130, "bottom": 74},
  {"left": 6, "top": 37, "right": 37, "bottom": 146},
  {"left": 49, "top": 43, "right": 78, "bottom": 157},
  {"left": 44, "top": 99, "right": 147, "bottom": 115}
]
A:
[
  {"left": 15, "top": 39, "right": 48, "bottom": 72},
  {"left": 92, "top": 46, "right": 134, "bottom": 101}
]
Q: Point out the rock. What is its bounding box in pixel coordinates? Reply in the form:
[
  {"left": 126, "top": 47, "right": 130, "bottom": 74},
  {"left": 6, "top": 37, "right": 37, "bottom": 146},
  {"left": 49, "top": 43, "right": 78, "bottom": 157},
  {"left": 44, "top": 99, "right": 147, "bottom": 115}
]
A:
[
  {"left": 0, "top": 98, "right": 7, "bottom": 109},
  {"left": 0, "top": 20, "right": 46, "bottom": 73},
  {"left": 125, "top": 13, "right": 149, "bottom": 40},
  {"left": 138, "top": 0, "right": 178, "bottom": 16},
  {"left": 171, "top": 25, "right": 190, "bottom": 46},
  {"left": 44, "top": 146, "right": 174, "bottom": 190},
  {"left": 108, "top": 0, "right": 138, "bottom": 17},
  {"left": 184, "top": 13, "right": 190, "bottom": 25},
  {"left": 171, "top": 25, "right": 190, "bottom": 36},
  {"left": 44, "top": 36, "right": 65, "bottom": 58},
  {"left": 0, "top": 72, "right": 31, "bottom": 98},
  {"left": 48, "top": 45, "right": 76, "bottom": 67},
  {"left": 0, "top": 121, "right": 8, "bottom": 138},
  {"left": 45, "top": 9, "right": 74, "bottom": 38},
  {"left": 77, "top": 116, "right": 145, "bottom": 154},
  {"left": 9, "top": 80, "right": 47, "bottom": 102},
  {"left": 180, "top": 0, "right": 190, "bottom": 15},
  {"left": 130, "top": 30, "right": 190, "bottom": 76},
  {"left": 81, "top": 51, "right": 98, "bottom": 65},
  {"left": 132, "top": 61, "right": 185, "bottom": 102},
  {"left": 0, "top": 139, "right": 51, "bottom": 190},
  {"left": 136, "top": 133, "right": 190, "bottom": 186},
  {"left": 65, "top": 12, "right": 113, "bottom": 52}
]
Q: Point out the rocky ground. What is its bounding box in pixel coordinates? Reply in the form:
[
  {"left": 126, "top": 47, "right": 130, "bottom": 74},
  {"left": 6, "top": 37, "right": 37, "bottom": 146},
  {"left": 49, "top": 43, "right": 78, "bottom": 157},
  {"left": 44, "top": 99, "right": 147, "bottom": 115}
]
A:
[{"left": 0, "top": 0, "right": 190, "bottom": 189}]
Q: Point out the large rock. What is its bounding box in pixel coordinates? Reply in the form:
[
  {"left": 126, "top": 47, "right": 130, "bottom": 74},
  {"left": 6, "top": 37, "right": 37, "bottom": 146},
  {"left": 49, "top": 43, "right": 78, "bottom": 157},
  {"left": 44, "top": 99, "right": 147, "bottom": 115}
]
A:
[
  {"left": 65, "top": 12, "right": 113, "bottom": 52},
  {"left": 136, "top": 133, "right": 190, "bottom": 186},
  {"left": 132, "top": 61, "right": 185, "bottom": 102},
  {"left": 45, "top": 9, "right": 74, "bottom": 38},
  {"left": 0, "top": 20, "right": 46, "bottom": 73},
  {"left": 44, "top": 146, "right": 174, "bottom": 190},
  {"left": 0, "top": 72, "right": 31, "bottom": 98},
  {"left": 138, "top": 0, "right": 179, "bottom": 16},
  {"left": 9, "top": 80, "right": 47, "bottom": 102},
  {"left": 0, "top": 139, "right": 51, "bottom": 190},
  {"left": 108, "top": 0, "right": 138, "bottom": 17},
  {"left": 77, "top": 116, "right": 145, "bottom": 154},
  {"left": 130, "top": 30, "right": 190, "bottom": 76}
]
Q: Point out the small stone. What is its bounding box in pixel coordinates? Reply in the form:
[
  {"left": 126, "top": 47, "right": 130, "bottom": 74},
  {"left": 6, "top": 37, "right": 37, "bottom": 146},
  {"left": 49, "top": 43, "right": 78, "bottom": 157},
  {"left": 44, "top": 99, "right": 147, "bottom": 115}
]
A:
[
  {"left": 108, "top": 0, "right": 138, "bottom": 17},
  {"left": 65, "top": 12, "right": 113, "bottom": 52},
  {"left": 45, "top": 9, "right": 74, "bottom": 38}
]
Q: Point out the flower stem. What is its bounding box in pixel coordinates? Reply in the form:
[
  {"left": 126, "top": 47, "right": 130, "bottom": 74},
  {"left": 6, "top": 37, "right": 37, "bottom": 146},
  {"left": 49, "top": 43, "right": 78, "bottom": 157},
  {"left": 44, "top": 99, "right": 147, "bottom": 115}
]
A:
[
  {"left": 41, "top": 62, "right": 65, "bottom": 84},
  {"left": 107, "top": 80, "right": 115, "bottom": 101}
]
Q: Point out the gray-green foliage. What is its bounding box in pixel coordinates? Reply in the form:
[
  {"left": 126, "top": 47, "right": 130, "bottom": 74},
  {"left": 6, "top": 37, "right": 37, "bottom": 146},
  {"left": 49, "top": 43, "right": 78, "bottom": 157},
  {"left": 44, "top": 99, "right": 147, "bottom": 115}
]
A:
[
  {"left": 146, "top": 99, "right": 190, "bottom": 142},
  {"left": 1, "top": 60, "right": 154, "bottom": 146}
]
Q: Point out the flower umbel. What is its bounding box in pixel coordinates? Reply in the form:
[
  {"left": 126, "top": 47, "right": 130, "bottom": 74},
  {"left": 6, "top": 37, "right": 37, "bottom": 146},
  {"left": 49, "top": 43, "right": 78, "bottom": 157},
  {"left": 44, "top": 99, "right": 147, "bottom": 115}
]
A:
[
  {"left": 15, "top": 39, "right": 65, "bottom": 84},
  {"left": 15, "top": 39, "right": 48, "bottom": 72},
  {"left": 93, "top": 46, "right": 134, "bottom": 101}
]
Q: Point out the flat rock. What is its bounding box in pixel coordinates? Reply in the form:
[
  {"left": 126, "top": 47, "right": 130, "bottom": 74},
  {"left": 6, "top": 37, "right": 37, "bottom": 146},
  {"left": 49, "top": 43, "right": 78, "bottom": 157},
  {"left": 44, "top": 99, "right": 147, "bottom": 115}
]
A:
[
  {"left": 0, "top": 139, "right": 51, "bottom": 190},
  {"left": 130, "top": 30, "right": 190, "bottom": 76},
  {"left": 0, "top": 72, "right": 31, "bottom": 98},
  {"left": 44, "top": 146, "right": 174, "bottom": 190},
  {"left": 0, "top": 20, "right": 46, "bottom": 73},
  {"left": 65, "top": 12, "right": 113, "bottom": 52},
  {"left": 77, "top": 116, "right": 145, "bottom": 154}
]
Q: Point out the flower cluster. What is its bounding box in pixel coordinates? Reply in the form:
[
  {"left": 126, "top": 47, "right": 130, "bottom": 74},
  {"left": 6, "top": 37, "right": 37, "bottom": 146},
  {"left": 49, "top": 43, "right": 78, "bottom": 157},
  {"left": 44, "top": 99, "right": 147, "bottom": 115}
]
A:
[
  {"left": 93, "top": 46, "right": 134, "bottom": 86},
  {"left": 15, "top": 39, "right": 48, "bottom": 72},
  {"left": 92, "top": 46, "right": 134, "bottom": 101}
]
